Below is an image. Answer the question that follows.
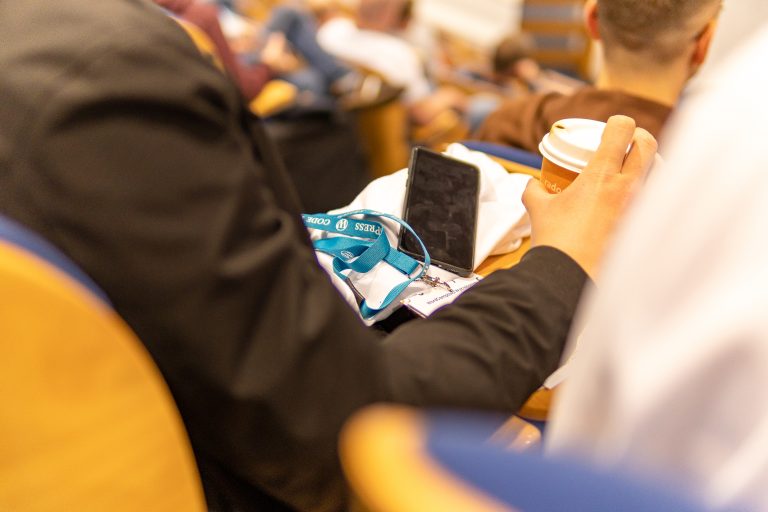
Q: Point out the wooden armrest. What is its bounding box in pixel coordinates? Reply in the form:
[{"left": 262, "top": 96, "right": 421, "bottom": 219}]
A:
[
  {"left": 411, "top": 109, "right": 469, "bottom": 149},
  {"left": 352, "top": 98, "right": 410, "bottom": 178},
  {"left": 249, "top": 79, "right": 299, "bottom": 117},
  {"left": 174, "top": 18, "right": 224, "bottom": 72},
  {"left": 491, "top": 416, "right": 542, "bottom": 452},
  {"left": 518, "top": 387, "right": 555, "bottom": 423},
  {"left": 487, "top": 154, "right": 542, "bottom": 179}
]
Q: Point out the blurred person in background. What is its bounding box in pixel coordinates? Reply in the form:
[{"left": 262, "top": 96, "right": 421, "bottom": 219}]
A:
[
  {"left": 158, "top": 0, "right": 378, "bottom": 111},
  {"left": 159, "top": 0, "right": 390, "bottom": 212},
  {"left": 239, "top": 1, "right": 379, "bottom": 111},
  {"left": 154, "top": 0, "right": 291, "bottom": 100},
  {"left": 491, "top": 34, "right": 586, "bottom": 96},
  {"left": 317, "top": 0, "right": 469, "bottom": 127},
  {"left": 464, "top": 34, "right": 586, "bottom": 132},
  {"left": 476, "top": 0, "right": 722, "bottom": 151}
]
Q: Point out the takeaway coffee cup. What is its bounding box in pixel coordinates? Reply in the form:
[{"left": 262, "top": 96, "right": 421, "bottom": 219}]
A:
[{"left": 538, "top": 118, "right": 609, "bottom": 194}]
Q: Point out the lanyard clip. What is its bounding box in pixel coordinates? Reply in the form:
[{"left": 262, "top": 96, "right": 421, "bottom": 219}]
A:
[{"left": 420, "top": 274, "right": 453, "bottom": 292}]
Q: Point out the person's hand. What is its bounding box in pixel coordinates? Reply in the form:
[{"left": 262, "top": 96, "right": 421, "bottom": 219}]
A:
[
  {"left": 522, "top": 115, "right": 658, "bottom": 279},
  {"left": 261, "top": 33, "right": 301, "bottom": 74}
]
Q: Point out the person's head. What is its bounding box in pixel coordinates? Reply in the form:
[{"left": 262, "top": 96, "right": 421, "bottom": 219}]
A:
[
  {"left": 396, "top": 0, "right": 413, "bottom": 30},
  {"left": 357, "top": 0, "right": 410, "bottom": 32},
  {"left": 304, "top": 0, "right": 342, "bottom": 22},
  {"left": 492, "top": 34, "right": 540, "bottom": 85},
  {"left": 584, "top": 0, "right": 721, "bottom": 79}
]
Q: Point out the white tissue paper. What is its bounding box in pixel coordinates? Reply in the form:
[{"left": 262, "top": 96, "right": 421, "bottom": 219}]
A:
[{"left": 307, "top": 143, "right": 533, "bottom": 325}]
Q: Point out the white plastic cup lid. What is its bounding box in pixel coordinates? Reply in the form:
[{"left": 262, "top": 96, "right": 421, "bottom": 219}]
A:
[{"left": 539, "top": 118, "right": 609, "bottom": 173}]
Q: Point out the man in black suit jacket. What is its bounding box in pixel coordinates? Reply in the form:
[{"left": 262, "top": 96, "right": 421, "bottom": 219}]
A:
[{"left": 0, "top": 0, "right": 656, "bottom": 510}]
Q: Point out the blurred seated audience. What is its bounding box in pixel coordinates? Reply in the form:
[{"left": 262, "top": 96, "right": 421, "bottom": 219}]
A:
[
  {"left": 156, "top": 0, "right": 386, "bottom": 112},
  {"left": 239, "top": 2, "right": 379, "bottom": 113},
  {"left": 317, "top": 0, "right": 469, "bottom": 128},
  {"left": 157, "top": 0, "right": 380, "bottom": 210},
  {"left": 475, "top": 0, "right": 721, "bottom": 151},
  {"left": 154, "top": 0, "right": 280, "bottom": 100},
  {"left": 492, "top": 34, "right": 586, "bottom": 96},
  {"left": 462, "top": 34, "right": 587, "bottom": 132}
]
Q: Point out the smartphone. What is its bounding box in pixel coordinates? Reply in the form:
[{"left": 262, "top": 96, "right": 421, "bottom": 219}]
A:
[{"left": 398, "top": 147, "right": 480, "bottom": 277}]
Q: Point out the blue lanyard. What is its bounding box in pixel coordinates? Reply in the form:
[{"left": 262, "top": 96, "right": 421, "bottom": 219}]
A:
[{"left": 302, "top": 209, "right": 430, "bottom": 319}]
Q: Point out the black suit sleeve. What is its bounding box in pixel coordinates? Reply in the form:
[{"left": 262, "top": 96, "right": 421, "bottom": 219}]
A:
[
  {"left": 7, "top": 8, "right": 587, "bottom": 511},
  {"left": 383, "top": 246, "right": 587, "bottom": 409}
]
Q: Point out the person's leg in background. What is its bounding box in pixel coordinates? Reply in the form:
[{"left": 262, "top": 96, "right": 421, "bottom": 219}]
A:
[
  {"left": 263, "top": 6, "right": 353, "bottom": 92},
  {"left": 466, "top": 94, "right": 502, "bottom": 134}
]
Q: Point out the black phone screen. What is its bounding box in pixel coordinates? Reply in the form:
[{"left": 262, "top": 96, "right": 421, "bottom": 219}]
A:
[{"left": 398, "top": 148, "right": 480, "bottom": 276}]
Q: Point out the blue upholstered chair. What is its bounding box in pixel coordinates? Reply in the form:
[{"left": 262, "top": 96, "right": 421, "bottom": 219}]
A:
[
  {"left": 341, "top": 404, "right": 744, "bottom": 512},
  {"left": 461, "top": 140, "right": 544, "bottom": 170},
  {"left": 0, "top": 214, "right": 110, "bottom": 304}
]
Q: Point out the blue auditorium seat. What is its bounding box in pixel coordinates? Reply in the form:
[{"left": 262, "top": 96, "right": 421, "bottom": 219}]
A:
[{"left": 0, "top": 214, "right": 110, "bottom": 304}]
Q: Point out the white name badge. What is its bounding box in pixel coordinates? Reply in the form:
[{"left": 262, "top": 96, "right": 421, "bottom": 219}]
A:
[{"left": 401, "top": 276, "right": 482, "bottom": 317}]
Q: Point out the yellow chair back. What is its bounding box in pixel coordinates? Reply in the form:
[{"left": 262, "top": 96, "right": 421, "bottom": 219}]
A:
[
  {"left": 341, "top": 405, "right": 539, "bottom": 512},
  {"left": 0, "top": 241, "right": 206, "bottom": 512}
]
